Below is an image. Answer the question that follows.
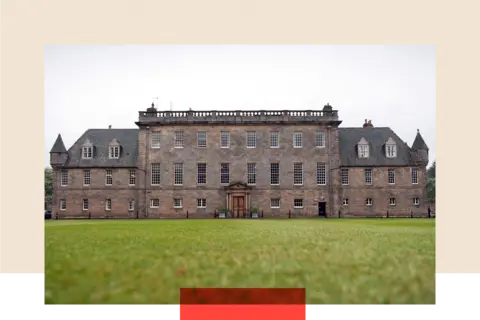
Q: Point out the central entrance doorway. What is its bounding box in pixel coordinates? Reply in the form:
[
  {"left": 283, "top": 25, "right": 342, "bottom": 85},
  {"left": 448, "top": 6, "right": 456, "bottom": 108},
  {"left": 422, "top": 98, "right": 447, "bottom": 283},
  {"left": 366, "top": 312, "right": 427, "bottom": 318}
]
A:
[
  {"left": 232, "top": 196, "right": 245, "bottom": 218},
  {"left": 318, "top": 201, "right": 327, "bottom": 217}
]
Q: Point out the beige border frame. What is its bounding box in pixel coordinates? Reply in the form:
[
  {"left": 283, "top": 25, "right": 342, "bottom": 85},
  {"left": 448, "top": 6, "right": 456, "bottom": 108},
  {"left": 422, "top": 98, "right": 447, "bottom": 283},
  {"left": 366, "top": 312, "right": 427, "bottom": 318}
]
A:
[{"left": 1, "top": 0, "right": 479, "bottom": 273}]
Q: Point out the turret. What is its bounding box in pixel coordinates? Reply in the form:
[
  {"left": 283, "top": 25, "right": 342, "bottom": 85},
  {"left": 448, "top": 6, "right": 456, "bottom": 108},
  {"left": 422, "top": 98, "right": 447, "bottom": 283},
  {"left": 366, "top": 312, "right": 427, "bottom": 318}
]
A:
[
  {"left": 411, "top": 129, "right": 429, "bottom": 166},
  {"left": 49, "top": 134, "right": 68, "bottom": 167}
]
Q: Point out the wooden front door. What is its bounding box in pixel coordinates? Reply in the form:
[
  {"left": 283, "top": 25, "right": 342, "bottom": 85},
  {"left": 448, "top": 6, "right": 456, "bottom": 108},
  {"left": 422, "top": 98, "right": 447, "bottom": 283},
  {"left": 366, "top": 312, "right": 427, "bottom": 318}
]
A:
[{"left": 232, "top": 196, "right": 245, "bottom": 218}]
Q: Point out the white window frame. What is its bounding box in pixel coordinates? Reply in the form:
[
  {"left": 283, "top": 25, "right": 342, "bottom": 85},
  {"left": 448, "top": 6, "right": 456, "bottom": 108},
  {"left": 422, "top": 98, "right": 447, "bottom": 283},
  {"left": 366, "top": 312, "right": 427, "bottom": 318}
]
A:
[
  {"left": 271, "top": 199, "right": 280, "bottom": 208},
  {"left": 105, "top": 169, "right": 113, "bottom": 186},
  {"left": 388, "top": 168, "right": 395, "bottom": 184},
  {"left": 174, "top": 163, "right": 184, "bottom": 185},
  {"left": 246, "top": 131, "right": 256, "bottom": 148},
  {"left": 413, "top": 197, "right": 420, "bottom": 206},
  {"left": 412, "top": 167, "right": 419, "bottom": 184},
  {"left": 174, "top": 131, "right": 184, "bottom": 148},
  {"left": 150, "top": 198, "right": 160, "bottom": 208},
  {"left": 59, "top": 199, "right": 66, "bottom": 211},
  {"left": 82, "top": 146, "right": 93, "bottom": 159},
  {"left": 197, "top": 163, "right": 207, "bottom": 185},
  {"left": 197, "top": 131, "right": 207, "bottom": 148},
  {"left": 173, "top": 198, "right": 183, "bottom": 208},
  {"left": 61, "top": 169, "right": 68, "bottom": 186},
  {"left": 386, "top": 144, "right": 397, "bottom": 158},
  {"left": 151, "top": 132, "right": 161, "bottom": 149},
  {"left": 82, "top": 199, "right": 89, "bottom": 211},
  {"left": 389, "top": 197, "right": 396, "bottom": 206},
  {"left": 342, "top": 198, "right": 349, "bottom": 206},
  {"left": 293, "top": 132, "right": 303, "bottom": 148},
  {"left": 293, "top": 162, "right": 303, "bottom": 185},
  {"left": 365, "top": 198, "right": 372, "bottom": 206},
  {"left": 365, "top": 168, "right": 372, "bottom": 185},
  {"left": 220, "top": 163, "right": 229, "bottom": 184},
  {"left": 358, "top": 144, "right": 369, "bottom": 158},
  {"left": 316, "top": 132, "right": 326, "bottom": 148},
  {"left": 270, "top": 163, "right": 280, "bottom": 185},
  {"left": 316, "top": 163, "right": 326, "bottom": 185},
  {"left": 105, "top": 199, "right": 112, "bottom": 211},
  {"left": 341, "top": 168, "right": 349, "bottom": 185},
  {"left": 83, "top": 169, "right": 91, "bottom": 186},
  {"left": 129, "top": 169, "right": 136, "bottom": 186},
  {"left": 151, "top": 163, "right": 161, "bottom": 185},
  {"left": 293, "top": 199, "right": 303, "bottom": 208},
  {"left": 108, "top": 146, "right": 120, "bottom": 159},
  {"left": 128, "top": 199, "right": 135, "bottom": 211},
  {"left": 247, "top": 163, "right": 256, "bottom": 185},
  {"left": 270, "top": 131, "right": 279, "bottom": 148},
  {"left": 197, "top": 198, "right": 206, "bottom": 208},
  {"left": 220, "top": 131, "right": 230, "bottom": 148}
]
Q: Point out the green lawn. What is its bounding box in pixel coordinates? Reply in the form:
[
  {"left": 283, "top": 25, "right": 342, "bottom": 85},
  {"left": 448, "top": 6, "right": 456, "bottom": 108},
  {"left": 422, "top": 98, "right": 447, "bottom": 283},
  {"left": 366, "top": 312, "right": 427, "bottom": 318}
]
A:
[{"left": 45, "top": 219, "right": 435, "bottom": 304}]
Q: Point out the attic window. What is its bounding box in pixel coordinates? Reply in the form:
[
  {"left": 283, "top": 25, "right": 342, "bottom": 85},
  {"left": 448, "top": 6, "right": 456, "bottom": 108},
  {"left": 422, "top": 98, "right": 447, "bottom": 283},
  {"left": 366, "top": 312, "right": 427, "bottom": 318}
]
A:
[
  {"left": 108, "top": 138, "right": 120, "bottom": 159},
  {"left": 357, "top": 138, "right": 369, "bottom": 158},
  {"left": 385, "top": 137, "right": 397, "bottom": 158},
  {"left": 386, "top": 145, "right": 397, "bottom": 158},
  {"left": 82, "top": 147, "right": 92, "bottom": 159},
  {"left": 109, "top": 146, "right": 120, "bottom": 159},
  {"left": 81, "top": 138, "right": 93, "bottom": 159}
]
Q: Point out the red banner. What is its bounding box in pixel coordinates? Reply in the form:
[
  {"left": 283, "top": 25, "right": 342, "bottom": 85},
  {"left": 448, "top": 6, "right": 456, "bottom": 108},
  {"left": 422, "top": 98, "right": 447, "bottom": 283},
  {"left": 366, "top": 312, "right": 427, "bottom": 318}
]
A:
[{"left": 181, "top": 305, "right": 306, "bottom": 320}]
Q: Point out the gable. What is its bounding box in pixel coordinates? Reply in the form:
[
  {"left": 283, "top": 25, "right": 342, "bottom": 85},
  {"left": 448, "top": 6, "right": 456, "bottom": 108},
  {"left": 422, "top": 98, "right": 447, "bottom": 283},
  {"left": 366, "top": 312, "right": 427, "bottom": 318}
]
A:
[
  {"left": 385, "top": 137, "right": 396, "bottom": 145},
  {"left": 357, "top": 137, "right": 368, "bottom": 145}
]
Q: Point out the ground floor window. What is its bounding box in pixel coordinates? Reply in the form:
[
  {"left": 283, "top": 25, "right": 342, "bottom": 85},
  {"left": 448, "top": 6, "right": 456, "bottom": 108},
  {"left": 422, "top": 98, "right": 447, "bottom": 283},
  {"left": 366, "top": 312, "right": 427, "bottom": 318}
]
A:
[
  {"left": 82, "top": 199, "right": 89, "bottom": 211},
  {"left": 174, "top": 199, "right": 183, "bottom": 208},
  {"left": 271, "top": 199, "right": 280, "bottom": 208},
  {"left": 293, "top": 199, "right": 303, "bottom": 208},
  {"left": 413, "top": 197, "right": 420, "bottom": 205},
  {"left": 197, "top": 198, "right": 206, "bottom": 208},
  {"left": 128, "top": 200, "right": 135, "bottom": 211},
  {"left": 342, "top": 198, "right": 349, "bottom": 206},
  {"left": 389, "top": 197, "right": 396, "bottom": 206},
  {"left": 365, "top": 198, "right": 372, "bottom": 206},
  {"left": 59, "top": 199, "right": 66, "bottom": 210},
  {"left": 150, "top": 199, "right": 160, "bottom": 208},
  {"left": 105, "top": 199, "right": 112, "bottom": 211}
]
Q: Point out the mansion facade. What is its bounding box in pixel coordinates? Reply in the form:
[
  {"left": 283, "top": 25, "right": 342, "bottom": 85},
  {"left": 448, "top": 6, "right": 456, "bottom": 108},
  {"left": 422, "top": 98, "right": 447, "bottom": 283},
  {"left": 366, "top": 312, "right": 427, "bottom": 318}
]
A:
[{"left": 49, "top": 103, "right": 430, "bottom": 218}]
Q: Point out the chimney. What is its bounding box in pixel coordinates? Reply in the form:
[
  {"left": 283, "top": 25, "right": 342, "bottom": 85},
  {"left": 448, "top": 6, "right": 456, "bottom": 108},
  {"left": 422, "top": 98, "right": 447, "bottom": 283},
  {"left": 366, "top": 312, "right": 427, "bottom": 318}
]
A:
[
  {"left": 363, "top": 119, "right": 374, "bottom": 128},
  {"left": 108, "top": 125, "right": 112, "bottom": 129}
]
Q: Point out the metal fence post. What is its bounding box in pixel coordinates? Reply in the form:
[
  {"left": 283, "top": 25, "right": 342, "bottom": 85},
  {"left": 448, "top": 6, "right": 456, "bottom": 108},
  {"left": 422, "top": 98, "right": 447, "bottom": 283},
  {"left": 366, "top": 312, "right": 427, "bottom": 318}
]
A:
[
  {"left": 288, "top": 210, "right": 291, "bottom": 219},
  {"left": 187, "top": 211, "right": 189, "bottom": 219}
]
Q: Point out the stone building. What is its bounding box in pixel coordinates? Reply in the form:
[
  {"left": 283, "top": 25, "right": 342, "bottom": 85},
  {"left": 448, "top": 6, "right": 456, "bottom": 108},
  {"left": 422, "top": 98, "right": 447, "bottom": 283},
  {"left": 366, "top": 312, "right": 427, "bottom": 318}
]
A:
[{"left": 49, "top": 103, "right": 430, "bottom": 219}]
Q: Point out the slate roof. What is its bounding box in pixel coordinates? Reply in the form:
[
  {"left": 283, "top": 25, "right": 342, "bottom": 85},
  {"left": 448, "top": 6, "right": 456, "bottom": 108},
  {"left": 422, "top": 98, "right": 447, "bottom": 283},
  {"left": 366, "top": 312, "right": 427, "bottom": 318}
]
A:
[
  {"left": 64, "top": 129, "right": 139, "bottom": 168},
  {"left": 50, "top": 134, "right": 67, "bottom": 153},
  {"left": 411, "top": 130, "right": 429, "bottom": 151},
  {"left": 56, "top": 126, "right": 425, "bottom": 169},
  {"left": 338, "top": 127, "right": 417, "bottom": 167}
]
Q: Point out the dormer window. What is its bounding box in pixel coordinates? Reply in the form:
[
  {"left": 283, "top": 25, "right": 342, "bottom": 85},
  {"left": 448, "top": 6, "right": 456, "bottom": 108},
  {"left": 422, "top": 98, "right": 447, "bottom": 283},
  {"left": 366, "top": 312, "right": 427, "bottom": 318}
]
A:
[
  {"left": 82, "top": 147, "right": 93, "bottom": 159},
  {"left": 109, "top": 146, "right": 120, "bottom": 159},
  {"left": 81, "top": 138, "right": 93, "bottom": 159},
  {"left": 108, "top": 138, "right": 121, "bottom": 159},
  {"left": 385, "top": 137, "right": 397, "bottom": 158},
  {"left": 357, "top": 137, "right": 369, "bottom": 158}
]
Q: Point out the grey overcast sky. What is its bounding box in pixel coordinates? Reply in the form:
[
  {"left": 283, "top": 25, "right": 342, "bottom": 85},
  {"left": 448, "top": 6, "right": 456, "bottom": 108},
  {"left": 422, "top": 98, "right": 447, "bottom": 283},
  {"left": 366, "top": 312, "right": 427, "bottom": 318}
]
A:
[{"left": 44, "top": 45, "right": 436, "bottom": 167}]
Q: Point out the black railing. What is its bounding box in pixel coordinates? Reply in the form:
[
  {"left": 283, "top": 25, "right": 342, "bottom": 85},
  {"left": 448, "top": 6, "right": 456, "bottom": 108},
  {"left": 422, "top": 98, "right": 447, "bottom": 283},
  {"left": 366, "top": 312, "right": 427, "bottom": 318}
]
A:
[{"left": 51, "top": 209, "right": 435, "bottom": 220}]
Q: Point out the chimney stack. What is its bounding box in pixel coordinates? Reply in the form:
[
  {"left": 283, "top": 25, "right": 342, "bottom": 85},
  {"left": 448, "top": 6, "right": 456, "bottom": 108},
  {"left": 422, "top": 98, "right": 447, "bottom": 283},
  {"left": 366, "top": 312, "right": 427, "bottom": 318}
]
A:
[
  {"left": 108, "top": 125, "right": 112, "bottom": 129},
  {"left": 363, "top": 119, "right": 374, "bottom": 128}
]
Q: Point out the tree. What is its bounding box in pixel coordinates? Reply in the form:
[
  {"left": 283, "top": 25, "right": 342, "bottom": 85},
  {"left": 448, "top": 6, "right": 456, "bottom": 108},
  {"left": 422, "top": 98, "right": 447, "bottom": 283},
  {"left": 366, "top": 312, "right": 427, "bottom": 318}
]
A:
[
  {"left": 426, "top": 160, "right": 435, "bottom": 203},
  {"left": 45, "top": 167, "right": 53, "bottom": 204}
]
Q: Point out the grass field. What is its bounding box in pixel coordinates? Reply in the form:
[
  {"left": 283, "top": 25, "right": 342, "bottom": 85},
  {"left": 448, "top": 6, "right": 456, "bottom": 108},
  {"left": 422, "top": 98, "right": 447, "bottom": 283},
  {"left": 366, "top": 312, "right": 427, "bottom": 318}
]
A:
[{"left": 45, "top": 219, "right": 435, "bottom": 304}]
